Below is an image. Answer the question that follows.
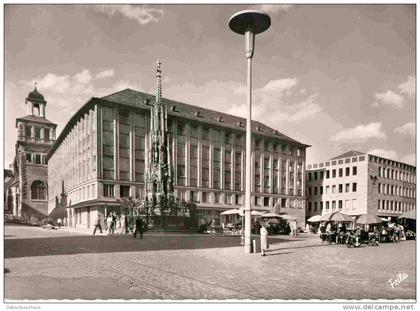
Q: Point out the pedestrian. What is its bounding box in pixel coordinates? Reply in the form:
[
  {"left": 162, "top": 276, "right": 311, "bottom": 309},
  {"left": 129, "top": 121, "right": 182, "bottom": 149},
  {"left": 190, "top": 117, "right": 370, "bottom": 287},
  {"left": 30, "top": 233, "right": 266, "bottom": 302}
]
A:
[
  {"left": 93, "top": 214, "right": 102, "bottom": 235},
  {"left": 292, "top": 220, "right": 298, "bottom": 237},
  {"left": 110, "top": 212, "right": 117, "bottom": 234},
  {"left": 260, "top": 224, "right": 268, "bottom": 256},
  {"left": 133, "top": 217, "right": 144, "bottom": 239},
  {"left": 106, "top": 215, "right": 113, "bottom": 235},
  {"left": 120, "top": 214, "right": 127, "bottom": 234},
  {"left": 57, "top": 218, "right": 62, "bottom": 229},
  {"left": 326, "top": 222, "right": 332, "bottom": 234},
  {"left": 115, "top": 215, "right": 121, "bottom": 234}
]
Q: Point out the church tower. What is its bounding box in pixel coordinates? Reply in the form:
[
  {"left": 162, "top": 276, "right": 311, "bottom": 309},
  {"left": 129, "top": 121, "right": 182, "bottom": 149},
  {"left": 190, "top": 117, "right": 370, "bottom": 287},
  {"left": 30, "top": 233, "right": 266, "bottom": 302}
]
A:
[
  {"left": 145, "top": 61, "right": 175, "bottom": 221},
  {"left": 14, "top": 84, "right": 57, "bottom": 219}
]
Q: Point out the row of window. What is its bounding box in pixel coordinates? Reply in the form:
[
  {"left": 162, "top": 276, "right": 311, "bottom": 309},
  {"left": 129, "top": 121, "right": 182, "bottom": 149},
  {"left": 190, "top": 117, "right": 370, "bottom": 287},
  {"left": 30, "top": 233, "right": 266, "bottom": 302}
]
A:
[
  {"left": 307, "top": 166, "right": 358, "bottom": 181},
  {"left": 307, "top": 183, "right": 357, "bottom": 196},
  {"left": 67, "top": 183, "right": 97, "bottom": 204},
  {"left": 377, "top": 183, "right": 416, "bottom": 198},
  {"left": 308, "top": 156, "right": 365, "bottom": 170},
  {"left": 101, "top": 184, "right": 303, "bottom": 209},
  {"left": 307, "top": 199, "right": 358, "bottom": 212},
  {"left": 377, "top": 200, "right": 415, "bottom": 213},
  {"left": 378, "top": 166, "right": 415, "bottom": 183},
  {"left": 177, "top": 122, "right": 304, "bottom": 156},
  {"left": 26, "top": 153, "right": 46, "bottom": 165},
  {"left": 24, "top": 125, "right": 54, "bottom": 141}
]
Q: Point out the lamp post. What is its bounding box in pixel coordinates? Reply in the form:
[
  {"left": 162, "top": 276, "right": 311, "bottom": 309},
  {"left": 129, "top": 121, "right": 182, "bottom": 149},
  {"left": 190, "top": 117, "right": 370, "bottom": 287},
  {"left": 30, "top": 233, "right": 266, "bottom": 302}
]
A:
[{"left": 229, "top": 10, "right": 271, "bottom": 253}]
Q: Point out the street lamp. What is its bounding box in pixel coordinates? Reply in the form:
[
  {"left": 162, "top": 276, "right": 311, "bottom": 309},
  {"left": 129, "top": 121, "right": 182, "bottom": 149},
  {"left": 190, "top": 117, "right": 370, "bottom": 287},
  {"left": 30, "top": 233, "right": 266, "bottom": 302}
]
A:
[{"left": 229, "top": 10, "right": 271, "bottom": 253}]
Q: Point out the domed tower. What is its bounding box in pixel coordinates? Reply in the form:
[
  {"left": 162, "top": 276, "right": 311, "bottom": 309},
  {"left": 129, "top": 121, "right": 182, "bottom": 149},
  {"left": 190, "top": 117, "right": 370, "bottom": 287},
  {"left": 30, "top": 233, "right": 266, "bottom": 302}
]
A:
[
  {"left": 26, "top": 83, "right": 47, "bottom": 117},
  {"left": 13, "top": 84, "right": 57, "bottom": 219}
]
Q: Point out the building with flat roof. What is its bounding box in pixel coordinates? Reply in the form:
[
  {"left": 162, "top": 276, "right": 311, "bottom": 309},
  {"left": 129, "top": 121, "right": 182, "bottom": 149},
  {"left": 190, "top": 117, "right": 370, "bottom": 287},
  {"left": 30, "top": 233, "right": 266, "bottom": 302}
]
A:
[
  {"left": 46, "top": 80, "right": 310, "bottom": 229},
  {"left": 306, "top": 151, "right": 416, "bottom": 221}
]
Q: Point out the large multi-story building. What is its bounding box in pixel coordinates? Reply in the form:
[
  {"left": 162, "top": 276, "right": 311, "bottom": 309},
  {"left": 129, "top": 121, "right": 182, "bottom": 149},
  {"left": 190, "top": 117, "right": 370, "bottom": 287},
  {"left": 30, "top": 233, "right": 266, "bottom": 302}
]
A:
[
  {"left": 306, "top": 150, "right": 416, "bottom": 221},
  {"left": 47, "top": 84, "right": 309, "bottom": 230},
  {"left": 11, "top": 86, "right": 57, "bottom": 219}
]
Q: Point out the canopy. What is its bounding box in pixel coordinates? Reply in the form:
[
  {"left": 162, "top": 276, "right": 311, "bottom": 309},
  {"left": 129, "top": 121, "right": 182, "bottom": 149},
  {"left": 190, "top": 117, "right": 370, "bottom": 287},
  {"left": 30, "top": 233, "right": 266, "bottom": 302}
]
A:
[
  {"left": 320, "top": 211, "right": 353, "bottom": 222},
  {"left": 260, "top": 212, "right": 282, "bottom": 218},
  {"left": 356, "top": 214, "right": 383, "bottom": 225},
  {"left": 307, "top": 215, "right": 322, "bottom": 222},
  {"left": 280, "top": 214, "right": 297, "bottom": 220},
  {"left": 251, "top": 210, "right": 266, "bottom": 216},
  {"left": 220, "top": 209, "right": 266, "bottom": 216},
  {"left": 220, "top": 209, "right": 240, "bottom": 215},
  {"left": 398, "top": 210, "right": 416, "bottom": 220}
]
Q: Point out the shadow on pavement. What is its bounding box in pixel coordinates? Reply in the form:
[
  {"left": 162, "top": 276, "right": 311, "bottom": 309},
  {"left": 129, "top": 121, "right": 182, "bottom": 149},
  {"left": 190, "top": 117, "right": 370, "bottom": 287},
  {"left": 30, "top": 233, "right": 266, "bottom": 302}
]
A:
[
  {"left": 265, "top": 251, "right": 294, "bottom": 256},
  {"left": 5, "top": 234, "right": 286, "bottom": 258}
]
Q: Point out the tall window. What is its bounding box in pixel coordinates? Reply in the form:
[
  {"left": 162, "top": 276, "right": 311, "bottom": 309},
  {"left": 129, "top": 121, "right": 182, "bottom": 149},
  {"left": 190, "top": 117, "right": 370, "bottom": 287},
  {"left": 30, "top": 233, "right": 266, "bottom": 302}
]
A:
[
  {"left": 134, "top": 113, "right": 145, "bottom": 182},
  {"left": 102, "top": 106, "right": 115, "bottom": 180},
  {"left": 213, "top": 148, "right": 221, "bottom": 188},
  {"left": 177, "top": 165, "right": 186, "bottom": 186},
  {"left": 190, "top": 144, "right": 198, "bottom": 187},
  {"left": 119, "top": 110, "right": 130, "bottom": 181},
  {"left": 120, "top": 185, "right": 130, "bottom": 198},
  {"left": 104, "top": 184, "right": 114, "bottom": 197},
  {"left": 202, "top": 145, "right": 210, "bottom": 188},
  {"left": 224, "top": 149, "right": 232, "bottom": 190},
  {"left": 235, "top": 152, "right": 242, "bottom": 191},
  {"left": 31, "top": 180, "right": 47, "bottom": 200}
]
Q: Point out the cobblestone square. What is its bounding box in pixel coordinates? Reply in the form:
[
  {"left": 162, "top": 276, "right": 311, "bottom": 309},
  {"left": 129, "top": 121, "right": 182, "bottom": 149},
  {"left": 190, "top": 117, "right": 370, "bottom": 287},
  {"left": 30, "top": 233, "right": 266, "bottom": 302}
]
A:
[{"left": 4, "top": 225, "right": 416, "bottom": 300}]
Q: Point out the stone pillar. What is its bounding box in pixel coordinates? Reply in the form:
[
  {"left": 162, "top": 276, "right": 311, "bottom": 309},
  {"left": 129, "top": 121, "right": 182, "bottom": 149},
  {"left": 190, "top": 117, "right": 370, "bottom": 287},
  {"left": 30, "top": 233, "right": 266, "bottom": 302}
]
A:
[
  {"left": 114, "top": 108, "right": 119, "bottom": 180},
  {"left": 220, "top": 130, "right": 225, "bottom": 190},
  {"left": 269, "top": 152, "right": 273, "bottom": 194},
  {"left": 294, "top": 160, "right": 298, "bottom": 196},
  {"left": 197, "top": 125, "right": 202, "bottom": 188},
  {"left": 129, "top": 111, "right": 135, "bottom": 182},
  {"left": 31, "top": 126, "right": 35, "bottom": 140},
  {"left": 285, "top": 158, "right": 290, "bottom": 195},
  {"left": 250, "top": 147, "right": 255, "bottom": 192},
  {"left": 209, "top": 132, "right": 213, "bottom": 188},
  {"left": 185, "top": 122, "right": 191, "bottom": 187},
  {"left": 301, "top": 160, "right": 306, "bottom": 197},
  {"left": 259, "top": 153, "right": 263, "bottom": 194}
]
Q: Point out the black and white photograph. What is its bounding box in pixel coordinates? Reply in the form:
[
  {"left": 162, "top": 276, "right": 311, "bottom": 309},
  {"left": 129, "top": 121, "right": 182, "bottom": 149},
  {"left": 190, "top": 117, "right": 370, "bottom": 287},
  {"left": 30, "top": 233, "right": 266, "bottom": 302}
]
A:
[{"left": 2, "top": 3, "right": 416, "bottom": 307}]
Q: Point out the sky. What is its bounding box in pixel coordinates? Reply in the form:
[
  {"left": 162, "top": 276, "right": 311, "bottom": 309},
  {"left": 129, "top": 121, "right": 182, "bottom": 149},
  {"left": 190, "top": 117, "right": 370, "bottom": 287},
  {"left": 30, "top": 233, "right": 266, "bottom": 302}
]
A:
[{"left": 4, "top": 4, "right": 416, "bottom": 168}]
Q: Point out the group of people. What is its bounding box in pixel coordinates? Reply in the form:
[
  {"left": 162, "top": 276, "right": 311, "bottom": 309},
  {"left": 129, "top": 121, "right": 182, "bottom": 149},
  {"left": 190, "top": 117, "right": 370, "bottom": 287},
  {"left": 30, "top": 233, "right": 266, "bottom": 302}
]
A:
[
  {"left": 93, "top": 213, "right": 145, "bottom": 239},
  {"left": 316, "top": 218, "right": 407, "bottom": 244}
]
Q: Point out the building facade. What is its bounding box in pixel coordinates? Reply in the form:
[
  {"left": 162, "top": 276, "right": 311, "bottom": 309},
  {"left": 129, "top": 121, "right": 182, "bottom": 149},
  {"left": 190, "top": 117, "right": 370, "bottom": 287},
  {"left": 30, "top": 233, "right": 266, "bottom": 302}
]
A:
[
  {"left": 12, "top": 86, "right": 57, "bottom": 219},
  {"left": 47, "top": 87, "right": 309, "bottom": 229},
  {"left": 306, "top": 151, "right": 416, "bottom": 221}
]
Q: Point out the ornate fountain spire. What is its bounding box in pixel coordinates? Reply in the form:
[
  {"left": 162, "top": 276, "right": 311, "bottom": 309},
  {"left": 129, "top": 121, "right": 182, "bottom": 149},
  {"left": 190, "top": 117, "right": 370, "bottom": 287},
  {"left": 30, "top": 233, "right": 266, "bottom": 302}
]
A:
[
  {"left": 156, "top": 59, "right": 162, "bottom": 104},
  {"left": 145, "top": 60, "right": 175, "bottom": 225}
]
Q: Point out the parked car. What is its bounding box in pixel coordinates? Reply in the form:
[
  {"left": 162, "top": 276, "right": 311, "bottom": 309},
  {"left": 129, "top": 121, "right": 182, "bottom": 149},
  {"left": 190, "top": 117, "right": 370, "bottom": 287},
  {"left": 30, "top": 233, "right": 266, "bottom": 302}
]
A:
[{"left": 42, "top": 218, "right": 57, "bottom": 230}]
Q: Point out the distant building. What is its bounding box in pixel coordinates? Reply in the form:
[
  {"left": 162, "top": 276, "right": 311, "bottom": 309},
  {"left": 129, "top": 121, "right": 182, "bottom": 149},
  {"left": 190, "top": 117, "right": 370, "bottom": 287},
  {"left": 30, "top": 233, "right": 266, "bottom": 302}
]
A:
[
  {"left": 12, "top": 85, "right": 57, "bottom": 219},
  {"left": 306, "top": 150, "right": 416, "bottom": 221},
  {"left": 46, "top": 71, "right": 309, "bottom": 229}
]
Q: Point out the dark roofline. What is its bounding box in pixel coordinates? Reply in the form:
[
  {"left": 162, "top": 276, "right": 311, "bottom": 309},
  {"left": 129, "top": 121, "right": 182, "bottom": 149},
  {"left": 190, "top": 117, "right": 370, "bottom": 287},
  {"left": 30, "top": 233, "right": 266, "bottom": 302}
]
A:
[
  {"left": 102, "top": 88, "right": 311, "bottom": 147},
  {"left": 46, "top": 97, "right": 98, "bottom": 161},
  {"left": 16, "top": 115, "right": 57, "bottom": 127},
  {"left": 47, "top": 89, "right": 311, "bottom": 161},
  {"left": 366, "top": 153, "right": 416, "bottom": 169}
]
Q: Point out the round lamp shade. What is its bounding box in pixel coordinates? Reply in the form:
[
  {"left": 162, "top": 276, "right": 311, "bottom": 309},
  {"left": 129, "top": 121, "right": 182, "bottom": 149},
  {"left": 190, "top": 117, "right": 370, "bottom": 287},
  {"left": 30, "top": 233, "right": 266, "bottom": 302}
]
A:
[{"left": 229, "top": 10, "right": 271, "bottom": 35}]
